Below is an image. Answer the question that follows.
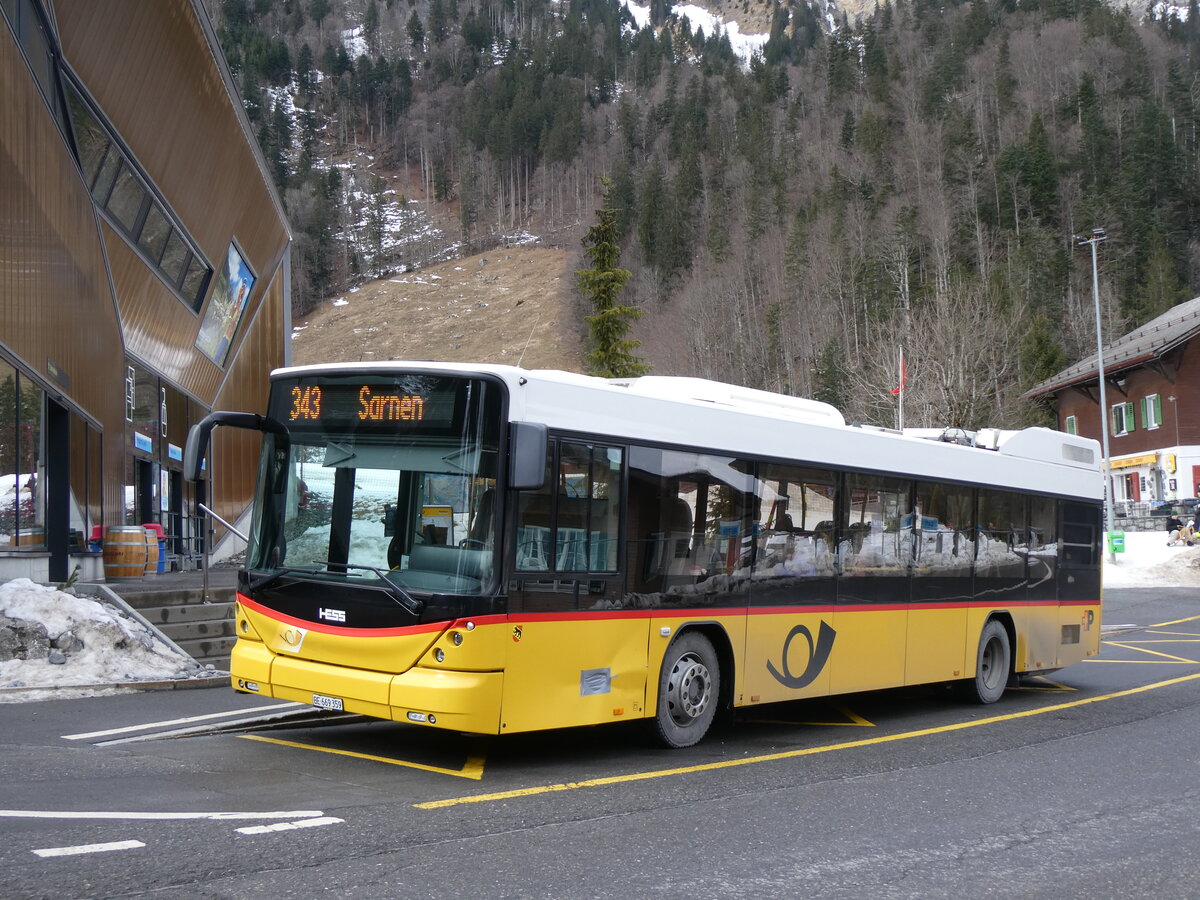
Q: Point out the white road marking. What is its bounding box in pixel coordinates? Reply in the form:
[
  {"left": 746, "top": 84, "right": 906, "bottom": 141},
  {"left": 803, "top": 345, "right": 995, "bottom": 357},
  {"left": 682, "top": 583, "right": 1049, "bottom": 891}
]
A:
[
  {"left": 33, "top": 840, "right": 146, "bottom": 858},
  {"left": 236, "top": 816, "right": 345, "bottom": 835},
  {"left": 1, "top": 810, "right": 323, "bottom": 821},
  {"left": 62, "top": 701, "right": 304, "bottom": 740}
]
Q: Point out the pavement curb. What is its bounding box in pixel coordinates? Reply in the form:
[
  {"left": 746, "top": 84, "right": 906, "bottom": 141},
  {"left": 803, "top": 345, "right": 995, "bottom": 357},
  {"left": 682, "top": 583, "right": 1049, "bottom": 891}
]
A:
[{"left": 0, "top": 674, "right": 229, "bottom": 698}]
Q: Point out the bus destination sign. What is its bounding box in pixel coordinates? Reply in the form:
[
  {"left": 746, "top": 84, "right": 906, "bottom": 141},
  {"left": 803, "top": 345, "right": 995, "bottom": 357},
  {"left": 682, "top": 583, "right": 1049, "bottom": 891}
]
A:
[
  {"left": 277, "top": 376, "right": 463, "bottom": 431},
  {"left": 288, "top": 385, "right": 426, "bottom": 423}
]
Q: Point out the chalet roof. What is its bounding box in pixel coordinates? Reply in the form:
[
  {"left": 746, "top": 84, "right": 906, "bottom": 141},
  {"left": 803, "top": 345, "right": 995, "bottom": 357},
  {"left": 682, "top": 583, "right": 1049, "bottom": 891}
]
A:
[{"left": 1023, "top": 296, "right": 1200, "bottom": 399}]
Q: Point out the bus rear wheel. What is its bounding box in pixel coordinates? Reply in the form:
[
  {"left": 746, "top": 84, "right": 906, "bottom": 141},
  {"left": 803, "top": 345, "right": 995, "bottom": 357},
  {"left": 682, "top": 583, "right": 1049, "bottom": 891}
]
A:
[
  {"left": 653, "top": 632, "right": 720, "bottom": 748},
  {"left": 961, "top": 619, "right": 1011, "bottom": 704}
]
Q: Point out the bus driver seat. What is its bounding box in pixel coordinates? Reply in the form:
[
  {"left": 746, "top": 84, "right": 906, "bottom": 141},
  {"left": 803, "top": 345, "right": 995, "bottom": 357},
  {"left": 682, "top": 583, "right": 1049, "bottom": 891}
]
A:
[{"left": 466, "top": 489, "right": 495, "bottom": 547}]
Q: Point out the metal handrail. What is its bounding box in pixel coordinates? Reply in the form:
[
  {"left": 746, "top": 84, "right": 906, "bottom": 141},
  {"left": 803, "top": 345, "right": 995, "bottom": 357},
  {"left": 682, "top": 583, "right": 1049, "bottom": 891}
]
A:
[
  {"left": 198, "top": 502, "right": 247, "bottom": 542},
  {"left": 197, "top": 502, "right": 247, "bottom": 604}
]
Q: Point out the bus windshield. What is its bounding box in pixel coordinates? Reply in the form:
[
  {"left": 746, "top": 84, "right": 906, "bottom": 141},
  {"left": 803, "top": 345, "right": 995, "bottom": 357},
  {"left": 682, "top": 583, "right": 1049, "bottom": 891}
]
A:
[{"left": 247, "top": 372, "right": 503, "bottom": 597}]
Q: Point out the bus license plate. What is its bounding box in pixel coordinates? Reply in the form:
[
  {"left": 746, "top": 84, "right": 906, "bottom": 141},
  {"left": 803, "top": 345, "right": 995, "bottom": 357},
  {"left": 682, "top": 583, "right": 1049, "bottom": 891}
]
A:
[{"left": 312, "top": 693, "right": 344, "bottom": 712}]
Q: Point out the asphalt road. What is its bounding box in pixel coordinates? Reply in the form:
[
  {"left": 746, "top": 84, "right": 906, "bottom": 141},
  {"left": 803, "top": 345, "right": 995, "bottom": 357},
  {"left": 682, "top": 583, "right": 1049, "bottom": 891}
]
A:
[{"left": 1, "top": 586, "right": 1197, "bottom": 899}]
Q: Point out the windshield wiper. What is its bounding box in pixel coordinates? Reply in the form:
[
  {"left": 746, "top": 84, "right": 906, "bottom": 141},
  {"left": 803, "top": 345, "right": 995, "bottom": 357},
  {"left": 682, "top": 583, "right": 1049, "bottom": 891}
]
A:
[
  {"left": 247, "top": 563, "right": 423, "bottom": 616},
  {"left": 247, "top": 565, "right": 324, "bottom": 593},
  {"left": 329, "top": 562, "right": 424, "bottom": 615}
]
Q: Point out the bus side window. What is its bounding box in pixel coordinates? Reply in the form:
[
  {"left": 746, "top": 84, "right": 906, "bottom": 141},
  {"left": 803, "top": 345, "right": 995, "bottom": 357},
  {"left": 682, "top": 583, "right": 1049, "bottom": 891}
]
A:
[
  {"left": 515, "top": 445, "right": 554, "bottom": 571},
  {"left": 514, "top": 439, "right": 623, "bottom": 572}
]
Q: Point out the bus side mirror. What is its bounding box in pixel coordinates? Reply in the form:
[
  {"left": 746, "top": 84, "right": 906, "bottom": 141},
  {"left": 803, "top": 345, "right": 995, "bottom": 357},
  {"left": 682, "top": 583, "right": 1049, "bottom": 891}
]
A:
[
  {"left": 184, "top": 411, "right": 290, "bottom": 491},
  {"left": 509, "top": 422, "right": 547, "bottom": 491}
]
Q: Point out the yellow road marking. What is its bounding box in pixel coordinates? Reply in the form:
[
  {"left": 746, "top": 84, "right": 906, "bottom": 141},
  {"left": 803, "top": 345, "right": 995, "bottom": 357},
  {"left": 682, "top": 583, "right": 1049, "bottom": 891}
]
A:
[
  {"left": 1085, "top": 659, "right": 1198, "bottom": 664},
  {"left": 1102, "top": 641, "right": 1197, "bottom": 664},
  {"left": 414, "top": 672, "right": 1200, "bottom": 810},
  {"left": 749, "top": 705, "right": 874, "bottom": 728},
  {"left": 1149, "top": 614, "right": 1200, "bottom": 627},
  {"left": 1014, "top": 676, "right": 1075, "bottom": 692},
  {"left": 239, "top": 735, "right": 486, "bottom": 780},
  {"left": 1145, "top": 632, "right": 1200, "bottom": 639}
]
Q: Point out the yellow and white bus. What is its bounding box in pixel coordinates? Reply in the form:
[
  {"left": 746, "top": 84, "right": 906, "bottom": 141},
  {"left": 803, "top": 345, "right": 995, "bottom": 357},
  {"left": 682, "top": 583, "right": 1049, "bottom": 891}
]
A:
[{"left": 186, "top": 363, "right": 1103, "bottom": 748}]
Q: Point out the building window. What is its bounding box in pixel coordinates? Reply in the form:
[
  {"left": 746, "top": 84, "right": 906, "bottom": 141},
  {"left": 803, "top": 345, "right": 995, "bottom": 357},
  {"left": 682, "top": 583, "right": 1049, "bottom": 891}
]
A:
[
  {"left": 1143, "top": 394, "right": 1162, "bottom": 430},
  {"left": 62, "top": 80, "right": 212, "bottom": 311},
  {"left": 2, "top": 0, "right": 70, "bottom": 136},
  {"left": 1111, "top": 402, "right": 1135, "bottom": 436},
  {"left": 0, "top": 365, "right": 46, "bottom": 546},
  {"left": 1064, "top": 415, "right": 1077, "bottom": 436}
]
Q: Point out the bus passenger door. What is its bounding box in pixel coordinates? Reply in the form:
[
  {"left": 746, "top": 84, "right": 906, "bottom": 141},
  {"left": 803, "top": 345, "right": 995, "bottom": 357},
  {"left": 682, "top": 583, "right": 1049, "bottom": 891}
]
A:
[
  {"left": 831, "top": 474, "right": 912, "bottom": 694},
  {"left": 743, "top": 463, "right": 837, "bottom": 705},
  {"left": 502, "top": 440, "right": 651, "bottom": 732},
  {"left": 1024, "top": 496, "right": 1059, "bottom": 671},
  {"left": 906, "top": 482, "right": 972, "bottom": 686}
]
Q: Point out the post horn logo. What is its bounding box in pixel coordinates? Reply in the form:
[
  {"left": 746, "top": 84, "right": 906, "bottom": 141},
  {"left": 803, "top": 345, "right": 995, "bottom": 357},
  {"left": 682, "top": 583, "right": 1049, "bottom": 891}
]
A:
[{"left": 767, "top": 621, "right": 837, "bottom": 689}]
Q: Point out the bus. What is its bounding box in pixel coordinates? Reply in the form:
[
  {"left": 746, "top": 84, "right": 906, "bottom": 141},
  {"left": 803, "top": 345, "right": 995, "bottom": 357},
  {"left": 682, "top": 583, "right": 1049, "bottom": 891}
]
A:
[{"left": 185, "top": 362, "right": 1104, "bottom": 748}]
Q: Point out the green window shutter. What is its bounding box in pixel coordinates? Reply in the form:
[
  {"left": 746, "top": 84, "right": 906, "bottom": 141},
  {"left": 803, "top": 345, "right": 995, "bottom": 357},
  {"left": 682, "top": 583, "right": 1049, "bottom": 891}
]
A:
[
  {"left": 1124, "top": 401, "right": 1135, "bottom": 432},
  {"left": 1065, "top": 416, "right": 1077, "bottom": 435},
  {"left": 1153, "top": 394, "right": 1162, "bottom": 427}
]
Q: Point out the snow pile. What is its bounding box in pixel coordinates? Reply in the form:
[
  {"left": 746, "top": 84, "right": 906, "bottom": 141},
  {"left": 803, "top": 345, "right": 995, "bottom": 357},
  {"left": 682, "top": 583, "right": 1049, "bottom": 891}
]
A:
[
  {"left": 1103, "top": 529, "right": 1200, "bottom": 587},
  {"left": 0, "top": 579, "right": 204, "bottom": 697}
]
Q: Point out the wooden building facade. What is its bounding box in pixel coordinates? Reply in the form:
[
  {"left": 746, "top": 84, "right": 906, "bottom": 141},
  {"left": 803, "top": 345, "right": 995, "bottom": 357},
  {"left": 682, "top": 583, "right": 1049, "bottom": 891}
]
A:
[
  {"left": 1024, "top": 297, "right": 1200, "bottom": 512},
  {"left": 1, "top": 0, "right": 290, "bottom": 582}
]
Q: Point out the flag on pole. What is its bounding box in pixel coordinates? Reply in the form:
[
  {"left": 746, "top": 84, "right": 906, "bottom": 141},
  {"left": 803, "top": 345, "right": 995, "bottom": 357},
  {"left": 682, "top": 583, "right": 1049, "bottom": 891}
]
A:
[
  {"left": 890, "top": 351, "right": 906, "bottom": 395},
  {"left": 892, "top": 348, "right": 905, "bottom": 432}
]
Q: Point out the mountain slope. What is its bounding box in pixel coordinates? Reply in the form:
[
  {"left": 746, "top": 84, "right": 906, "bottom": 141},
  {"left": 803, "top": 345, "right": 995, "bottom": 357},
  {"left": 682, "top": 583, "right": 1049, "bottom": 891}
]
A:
[{"left": 289, "top": 247, "right": 583, "bottom": 371}]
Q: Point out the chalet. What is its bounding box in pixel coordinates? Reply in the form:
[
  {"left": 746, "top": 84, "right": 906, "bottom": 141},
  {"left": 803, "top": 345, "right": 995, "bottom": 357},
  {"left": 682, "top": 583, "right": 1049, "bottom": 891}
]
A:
[
  {"left": 2, "top": 0, "right": 291, "bottom": 582},
  {"left": 1024, "top": 297, "right": 1200, "bottom": 513}
]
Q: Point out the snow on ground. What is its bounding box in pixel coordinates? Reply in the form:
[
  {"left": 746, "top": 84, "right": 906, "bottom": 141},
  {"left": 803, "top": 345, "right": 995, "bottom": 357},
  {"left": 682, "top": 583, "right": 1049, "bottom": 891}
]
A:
[
  {"left": 0, "top": 579, "right": 206, "bottom": 702},
  {"left": 0, "top": 529, "right": 1190, "bottom": 702},
  {"left": 620, "top": 0, "right": 769, "bottom": 63}
]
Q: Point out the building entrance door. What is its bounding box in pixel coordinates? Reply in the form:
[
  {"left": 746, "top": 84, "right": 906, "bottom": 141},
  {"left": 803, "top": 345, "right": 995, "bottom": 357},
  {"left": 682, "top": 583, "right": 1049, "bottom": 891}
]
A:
[
  {"left": 136, "top": 458, "right": 156, "bottom": 525},
  {"left": 45, "top": 399, "right": 69, "bottom": 582}
]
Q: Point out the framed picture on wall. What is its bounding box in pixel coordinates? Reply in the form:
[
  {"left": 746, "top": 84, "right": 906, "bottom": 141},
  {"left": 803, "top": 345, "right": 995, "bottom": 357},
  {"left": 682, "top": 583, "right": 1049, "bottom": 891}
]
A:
[{"left": 195, "top": 241, "right": 256, "bottom": 366}]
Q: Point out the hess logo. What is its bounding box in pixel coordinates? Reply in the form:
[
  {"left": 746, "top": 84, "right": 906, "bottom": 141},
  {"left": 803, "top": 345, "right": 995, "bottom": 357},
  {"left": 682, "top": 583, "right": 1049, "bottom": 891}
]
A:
[{"left": 318, "top": 607, "right": 347, "bottom": 623}]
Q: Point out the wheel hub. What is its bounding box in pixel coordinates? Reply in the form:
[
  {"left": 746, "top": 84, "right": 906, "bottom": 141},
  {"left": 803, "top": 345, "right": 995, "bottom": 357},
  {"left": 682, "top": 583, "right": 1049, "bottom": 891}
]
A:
[{"left": 667, "top": 653, "right": 711, "bottom": 725}]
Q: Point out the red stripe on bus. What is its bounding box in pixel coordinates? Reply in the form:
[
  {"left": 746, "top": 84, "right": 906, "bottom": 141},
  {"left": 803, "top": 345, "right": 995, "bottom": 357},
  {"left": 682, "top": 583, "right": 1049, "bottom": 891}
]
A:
[{"left": 238, "top": 592, "right": 1098, "bottom": 634}]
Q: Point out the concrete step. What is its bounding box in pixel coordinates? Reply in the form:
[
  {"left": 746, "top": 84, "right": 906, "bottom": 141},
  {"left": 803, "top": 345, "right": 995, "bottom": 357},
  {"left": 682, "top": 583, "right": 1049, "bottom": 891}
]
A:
[
  {"left": 156, "top": 618, "right": 236, "bottom": 643},
  {"left": 118, "top": 587, "right": 237, "bottom": 610},
  {"left": 138, "top": 601, "right": 236, "bottom": 627},
  {"left": 175, "top": 634, "right": 236, "bottom": 672}
]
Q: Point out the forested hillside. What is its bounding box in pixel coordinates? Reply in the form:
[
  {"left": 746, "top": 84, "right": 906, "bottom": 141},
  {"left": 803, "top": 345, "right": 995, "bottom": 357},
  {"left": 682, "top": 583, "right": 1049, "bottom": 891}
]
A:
[{"left": 207, "top": 0, "right": 1200, "bottom": 428}]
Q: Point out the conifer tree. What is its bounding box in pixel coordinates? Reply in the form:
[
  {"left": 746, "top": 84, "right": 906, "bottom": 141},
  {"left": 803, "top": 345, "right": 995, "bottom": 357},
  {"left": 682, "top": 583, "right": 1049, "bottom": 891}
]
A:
[{"left": 577, "top": 181, "right": 649, "bottom": 378}]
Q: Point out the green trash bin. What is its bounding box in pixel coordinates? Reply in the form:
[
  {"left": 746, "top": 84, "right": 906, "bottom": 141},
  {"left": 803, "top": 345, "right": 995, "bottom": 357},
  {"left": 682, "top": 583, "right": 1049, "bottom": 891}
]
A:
[{"left": 1108, "top": 531, "right": 1126, "bottom": 553}]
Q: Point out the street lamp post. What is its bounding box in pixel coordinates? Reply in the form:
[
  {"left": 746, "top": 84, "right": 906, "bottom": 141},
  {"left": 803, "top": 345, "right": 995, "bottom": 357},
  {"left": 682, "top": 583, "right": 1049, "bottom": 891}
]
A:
[{"left": 1076, "top": 228, "right": 1116, "bottom": 563}]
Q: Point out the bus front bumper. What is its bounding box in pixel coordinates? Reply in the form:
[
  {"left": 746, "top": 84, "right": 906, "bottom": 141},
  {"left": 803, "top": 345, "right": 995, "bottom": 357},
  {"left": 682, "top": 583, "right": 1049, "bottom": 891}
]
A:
[{"left": 231, "top": 639, "right": 504, "bottom": 735}]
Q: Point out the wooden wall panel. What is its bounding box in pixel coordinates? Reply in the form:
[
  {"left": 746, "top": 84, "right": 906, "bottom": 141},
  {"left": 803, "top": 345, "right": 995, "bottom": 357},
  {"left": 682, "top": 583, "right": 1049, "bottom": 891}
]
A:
[
  {"left": 0, "top": 25, "right": 127, "bottom": 526},
  {"left": 55, "top": 0, "right": 289, "bottom": 403},
  {"left": 54, "top": 0, "right": 289, "bottom": 265},
  {"left": 210, "top": 264, "right": 287, "bottom": 537}
]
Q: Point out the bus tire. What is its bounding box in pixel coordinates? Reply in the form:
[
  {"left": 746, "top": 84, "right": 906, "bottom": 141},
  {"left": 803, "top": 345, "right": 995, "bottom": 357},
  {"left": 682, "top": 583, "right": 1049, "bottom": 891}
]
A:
[
  {"left": 962, "top": 619, "right": 1011, "bottom": 704},
  {"left": 653, "top": 632, "right": 720, "bottom": 748}
]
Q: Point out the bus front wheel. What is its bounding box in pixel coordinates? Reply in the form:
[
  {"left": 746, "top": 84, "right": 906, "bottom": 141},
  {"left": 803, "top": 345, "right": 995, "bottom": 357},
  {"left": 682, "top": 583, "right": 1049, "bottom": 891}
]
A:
[
  {"left": 962, "top": 619, "right": 1011, "bottom": 704},
  {"left": 653, "top": 632, "right": 720, "bottom": 748}
]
